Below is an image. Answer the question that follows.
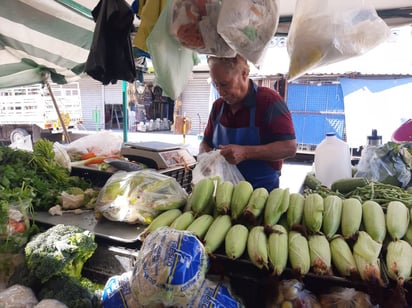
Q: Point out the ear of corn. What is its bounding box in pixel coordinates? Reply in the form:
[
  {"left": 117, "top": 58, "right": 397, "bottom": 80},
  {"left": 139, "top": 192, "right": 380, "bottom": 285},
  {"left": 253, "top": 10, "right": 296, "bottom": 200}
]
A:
[
  {"left": 186, "top": 214, "right": 214, "bottom": 240},
  {"left": 215, "top": 181, "right": 234, "bottom": 215},
  {"left": 341, "top": 198, "right": 362, "bottom": 239},
  {"left": 308, "top": 234, "right": 332, "bottom": 276},
  {"left": 330, "top": 236, "right": 358, "bottom": 277},
  {"left": 141, "top": 209, "right": 182, "bottom": 239},
  {"left": 322, "top": 195, "right": 342, "bottom": 239},
  {"left": 225, "top": 224, "right": 249, "bottom": 260},
  {"left": 204, "top": 215, "right": 232, "bottom": 254},
  {"left": 230, "top": 181, "right": 254, "bottom": 220},
  {"left": 303, "top": 193, "right": 324, "bottom": 234},
  {"left": 264, "top": 188, "right": 289, "bottom": 226},
  {"left": 169, "top": 210, "right": 195, "bottom": 230},
  {"left": 267, "top": 224, "right": 288, "bottom": 276},
  {"left": 404, "top": 223, "right": 412, "bottom": 246},
  {"left": 386, "top": 239, "right": 412, "bottom": 285},
  {"left": 189, "top": 177, "right": 216, "bottom": 215},
  {"left": 288, "top": 231, "right": 310, "bottom": 275},
  {"left": 362, "top": 200, "right": 386, "bottom": 243},
  {"left": 247, "top": 226, "right": 269, "bottom": 269},
  {"left": 353, "top": 231, "right": 383, "bottom": 284},
  {"left": 243, "top": 187, "right": 269, "bottom": 220},
  {"left": 386, "top": 201, "right": 410, "bottom": 240},
  {"left": 286, "top": 193, "right": 305, "bottom": 230}
]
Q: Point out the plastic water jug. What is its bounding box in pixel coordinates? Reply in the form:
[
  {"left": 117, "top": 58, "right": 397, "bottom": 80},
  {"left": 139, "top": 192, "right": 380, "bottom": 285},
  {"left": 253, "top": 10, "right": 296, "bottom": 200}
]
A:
[{"left": 314, "top": 132, "right": 352, "bottom": 188}]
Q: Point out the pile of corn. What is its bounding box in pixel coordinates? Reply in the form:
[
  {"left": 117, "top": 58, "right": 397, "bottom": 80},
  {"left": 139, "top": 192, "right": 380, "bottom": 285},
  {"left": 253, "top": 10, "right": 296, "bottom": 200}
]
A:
[{"left": 141, "top": 177, "right": 412, "bottom": 286}]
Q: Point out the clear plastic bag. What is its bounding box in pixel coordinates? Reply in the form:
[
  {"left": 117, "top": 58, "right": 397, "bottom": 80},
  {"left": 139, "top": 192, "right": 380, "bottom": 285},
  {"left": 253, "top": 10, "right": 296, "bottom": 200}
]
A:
[
  {"left": 64, "top": 131, "right": 123, "bottom": 158},
  {"left": 169, "top": 0, "right": 235, "bottom": 57},
  {"left": 355, "top": 142, "right": 411, "bottom": 187},
  {"left": 319, "top": 287, "right": 374, "bottom": 308},
  {"left": 0, "top": 284, "right": 38, "bottom": 306},
  {"left": 287, "top": 0, "right": 390, "bottom": 80},
  {"left": 95, "top": 170, "right": 188, "bottom": 224},
  {"left": 217, "top": 0, "right": 280, "bottom": 64},
  {"left": 192, "top": 151, "right": 245, "bottom": 185},
  {"left": 0, "top": 199, "right": 32, "bottom": 254}
]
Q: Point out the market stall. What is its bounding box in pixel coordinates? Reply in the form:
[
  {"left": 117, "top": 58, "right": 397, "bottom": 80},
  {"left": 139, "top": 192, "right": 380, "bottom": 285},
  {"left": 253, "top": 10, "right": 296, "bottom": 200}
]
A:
[{"left": 1, "top": 0, "right": 412, "bottom": 307}]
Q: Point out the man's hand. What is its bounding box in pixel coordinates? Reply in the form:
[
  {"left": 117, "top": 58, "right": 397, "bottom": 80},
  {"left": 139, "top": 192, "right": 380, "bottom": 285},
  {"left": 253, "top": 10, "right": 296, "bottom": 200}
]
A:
[{"left": 219, "top": 144, "right": 247, "bottom": 165}]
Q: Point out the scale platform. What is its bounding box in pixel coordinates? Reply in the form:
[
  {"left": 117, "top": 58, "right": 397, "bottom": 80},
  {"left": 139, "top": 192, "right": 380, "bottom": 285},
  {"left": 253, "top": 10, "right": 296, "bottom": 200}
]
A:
[{"left": 120, "top": 141, "right": 196, "bottom": 169}]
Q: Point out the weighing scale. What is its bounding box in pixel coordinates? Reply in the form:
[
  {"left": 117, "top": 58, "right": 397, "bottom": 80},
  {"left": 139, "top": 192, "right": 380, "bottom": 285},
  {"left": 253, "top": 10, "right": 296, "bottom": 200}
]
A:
[{"left": 120, "top": 141, "right": 197, "bottom": 169}]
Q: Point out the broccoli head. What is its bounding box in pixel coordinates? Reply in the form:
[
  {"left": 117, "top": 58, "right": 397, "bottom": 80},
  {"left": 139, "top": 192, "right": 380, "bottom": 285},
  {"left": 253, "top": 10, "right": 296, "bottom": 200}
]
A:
[
  {"left": 24, "top": 224, "right": 97, "bottom": 283},
  {"left": 38, "top": 274, "right": 102, "bottom": 308}
]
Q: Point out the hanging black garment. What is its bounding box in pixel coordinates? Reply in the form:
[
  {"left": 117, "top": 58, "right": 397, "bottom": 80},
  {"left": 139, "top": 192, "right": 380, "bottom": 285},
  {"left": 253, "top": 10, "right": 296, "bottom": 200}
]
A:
[{"left": 85, "top": 0, "right": 136, "bottom": 85}]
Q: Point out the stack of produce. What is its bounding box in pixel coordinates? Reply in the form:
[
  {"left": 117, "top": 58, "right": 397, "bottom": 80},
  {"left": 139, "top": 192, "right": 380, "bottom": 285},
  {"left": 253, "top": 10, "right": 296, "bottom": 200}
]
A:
[
  {"left": 140, "top": 175, "right": 412, "bottom": 306},
  {"left": 1, "top": 224, "right": 102, "bottom": 307}
]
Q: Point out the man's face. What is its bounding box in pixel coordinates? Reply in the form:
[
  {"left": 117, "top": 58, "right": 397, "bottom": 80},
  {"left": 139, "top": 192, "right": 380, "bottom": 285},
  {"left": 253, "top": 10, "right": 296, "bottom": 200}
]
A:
[{"left": 210, "top": 64, "right": 248, "bottom": 105}]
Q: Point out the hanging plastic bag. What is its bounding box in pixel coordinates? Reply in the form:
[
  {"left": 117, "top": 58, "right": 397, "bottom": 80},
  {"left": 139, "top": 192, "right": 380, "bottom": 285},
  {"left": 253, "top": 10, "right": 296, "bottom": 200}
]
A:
[
  {"left": 192, "top": 150, "right": 245, "bottom": 185},
  {"left": 147, "top": 0, "right": 200, "bottom": 99},
  {"left": 169, "top": 0, "right": 235, "bottom": 57},
  {"left": 287, "top": 0, "right": 391, "bottom": 81},
  {"left": 217, "top": 0, "right": 280, "bottom": 64}
]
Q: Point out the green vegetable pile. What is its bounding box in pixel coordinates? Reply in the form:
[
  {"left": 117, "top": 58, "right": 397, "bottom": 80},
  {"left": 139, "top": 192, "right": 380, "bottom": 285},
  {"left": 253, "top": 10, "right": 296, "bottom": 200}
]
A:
[
  {"left": 0, "top": 139, "right": 93, "bottom": 210},
  {"left": 303, "top": 173, "right": 412, "bottom": 208},
  {"left": 10, "top": 224, "right": 101, "bottom": 307},
  {"left": 24, "top": 224, "right": 97, "bottom": 283}
]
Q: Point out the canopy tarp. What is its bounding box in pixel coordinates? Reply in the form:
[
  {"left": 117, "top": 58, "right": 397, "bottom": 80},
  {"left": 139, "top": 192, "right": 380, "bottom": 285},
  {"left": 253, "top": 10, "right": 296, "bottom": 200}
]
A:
[{"left": 0, "top": 0, "right": 95, "bottom": 88}]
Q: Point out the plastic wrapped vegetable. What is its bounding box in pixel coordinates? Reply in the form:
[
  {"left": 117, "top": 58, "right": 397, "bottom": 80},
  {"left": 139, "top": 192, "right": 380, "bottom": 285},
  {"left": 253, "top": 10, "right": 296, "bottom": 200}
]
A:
[
  {"left": 95, "top": 170, "right": 188, "bottom": 224},
  {"left": 187, "top": 277, "right": 244, "bottom": 307},
  {"left": 131, "top": 227, "right": 209, "bottom": 306},
  {"left": 217, "top": 0, "right": 280, "bottom": 64},
  {"left": 319, "top": 287, "right": 373, "bottom": 308},
  {"left": 0, "top": 199, "right": 32, "bottom": 254},
  {"left": 169, "top": 0, "right": 235, "bottom": 56},
  {"left": 287, "top": 0, "right": 390, "bottom": 80},
  {"left": 270, "top": 279, "right": 321, "bottom": 308},
  {"left": 0, "top": 284, "right": 38, "bottom": 307}
]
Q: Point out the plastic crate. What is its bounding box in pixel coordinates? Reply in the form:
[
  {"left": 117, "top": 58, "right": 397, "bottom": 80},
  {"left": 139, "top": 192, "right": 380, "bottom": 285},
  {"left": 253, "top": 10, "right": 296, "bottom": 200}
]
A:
[
  {"left": 159, "top": 164, "right": 195, "bottom": 193},
  {"left": 71, "top": 164, "right": 195, "bottom": 193}
]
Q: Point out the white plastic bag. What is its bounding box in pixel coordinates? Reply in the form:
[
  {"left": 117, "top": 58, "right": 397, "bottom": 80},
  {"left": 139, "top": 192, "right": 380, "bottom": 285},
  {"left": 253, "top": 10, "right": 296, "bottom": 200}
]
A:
[
  {"left": 217, "top": 0, "right": 280, "bottom": 64},
  {"left": 192, "top": 151, "right": 245, "bottom": 185},
  {"left": 9, "top": 135, "right": 33, "bottom": 152},
  {"left": 64, "top": 131, "right": 123, "bottom": 158},
  {"left": 287, "top": 0, "right": 391, "bottom": 80},
  {"left": 170, "top": 0, "right": 235, "bottom": 57}
]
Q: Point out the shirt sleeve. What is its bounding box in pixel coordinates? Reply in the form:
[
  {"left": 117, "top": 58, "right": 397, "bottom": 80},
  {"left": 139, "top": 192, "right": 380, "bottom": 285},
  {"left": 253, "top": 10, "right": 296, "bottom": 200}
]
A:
[
  {"left": 202, "top": 102, "right": 218, "bottom": 148},
  {"left": 259, "top": 90, "right": 296, "bottom": 144}
]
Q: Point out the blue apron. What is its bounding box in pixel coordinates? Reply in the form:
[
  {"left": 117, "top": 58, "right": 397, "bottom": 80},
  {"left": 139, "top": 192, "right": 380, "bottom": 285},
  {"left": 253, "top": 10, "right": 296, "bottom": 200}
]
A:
[{"left": 212, "top": 103, "right": 280, "bottom": 191}]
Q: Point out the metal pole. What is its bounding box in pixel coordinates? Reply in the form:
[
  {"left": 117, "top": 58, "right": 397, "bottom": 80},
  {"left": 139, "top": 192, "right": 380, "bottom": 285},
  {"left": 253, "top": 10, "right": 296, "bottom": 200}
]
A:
[
  {"left": 122, "top": 81, "right": 128, "bottom": 142},
  {"left": 43, "top": 76, "right": 71, "bottom": 143}
]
